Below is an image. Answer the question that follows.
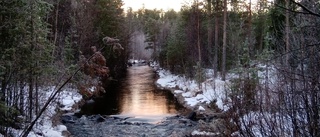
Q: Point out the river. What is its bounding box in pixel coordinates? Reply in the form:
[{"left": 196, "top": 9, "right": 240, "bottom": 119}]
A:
[
  {"left": 62, "top": 65, "right": 198, "bottom": 136},
  {"left": 80, "top": 65, "right": 182, "bottom": 123}
]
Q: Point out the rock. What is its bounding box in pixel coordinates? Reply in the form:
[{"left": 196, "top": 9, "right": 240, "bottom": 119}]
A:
[
  {"left": 61, "top": 115, "right": 75, "bottom": 124},
  {"left": 35, "top": 132, "right": 43, "bottom": 136},
  {"left": 186, "top": 111, "right": 197, "bottom": 121},
  {"left": 86, "top": 99, "right": 95, "bottom": 104},
  {"left": 96, "top": 115, "right": 106, "bottom": 122},
  {"left": 64, "top": 115, "right": 198, "bottom": 137},
  {"left": 62, "top": 130, "right": 71, "bottom": 137}
]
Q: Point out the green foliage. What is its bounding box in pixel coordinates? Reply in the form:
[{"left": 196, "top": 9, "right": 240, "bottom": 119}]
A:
[
  {"left": 162, "top": 14, "right": 188, "bottom": 73},
  {"left": 93, "top": 0, "right": 127, "bottom": 78},
  {"left": 0, "top": 101, "right": 20, "bottom": 127},
  {"left": 228, "top": 41, "right": 260, "bottom": 111},
  {"left": 228, "top": 77, "right": 258, "bottom": 111},
  {"left": 95, "top": 0, "right": 124, "bottom": 38},
  {"left": 142, "top": 9, "right": 161, "bottom": 42},
  {"left": 0, "top": 0, "right": 53, "bottom": 130},
  {"left": 195, "top": 62, "right": 206, "bottom": 84},
  {"left": 268, "top": 4, "right": 286, "bottom": 51}
]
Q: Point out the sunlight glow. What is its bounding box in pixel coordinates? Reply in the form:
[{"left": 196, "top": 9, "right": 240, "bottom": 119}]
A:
[{"left": 122, "top": 0, "right": 186, "bottom": 11}]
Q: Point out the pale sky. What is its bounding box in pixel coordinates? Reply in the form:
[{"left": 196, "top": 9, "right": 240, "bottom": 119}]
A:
[{"left": 122, "top": 0, "right": 186, "bottom": 11}]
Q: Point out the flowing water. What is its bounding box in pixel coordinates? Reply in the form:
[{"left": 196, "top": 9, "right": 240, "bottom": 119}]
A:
[{"left": 80, "top": 65, "right": 182, "bottom": 123}]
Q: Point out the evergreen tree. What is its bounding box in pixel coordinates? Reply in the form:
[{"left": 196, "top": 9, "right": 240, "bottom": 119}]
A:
[{"left": 0, "top": 0, "right": 52, "bottom": 134}]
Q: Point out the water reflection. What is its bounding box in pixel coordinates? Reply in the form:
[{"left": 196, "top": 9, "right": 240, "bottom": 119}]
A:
[
  {"left": 118, "top": 66, "right": 178, "bottom": 122},
  {"left": 80, "top": 65, "right": 181, "bottom": 123}
]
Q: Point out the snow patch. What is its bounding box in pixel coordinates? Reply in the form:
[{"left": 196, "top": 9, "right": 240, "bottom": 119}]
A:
[
  {"left": 10, "top": 87, "right": 82, "bottom": 137},
  {"left": 174, "top": 90, "right": 183, "bottom": 94},
  {"left": 198, "top": 106, "right": 205, "bottom": 111},
  {"left": 191, "top": 130, "right": 220, "bottom": 136},
  {"left": 156, "top": 68, "right": 229, "bottom": 110}
]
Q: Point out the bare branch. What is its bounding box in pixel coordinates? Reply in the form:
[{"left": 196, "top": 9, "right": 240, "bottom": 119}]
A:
[
  {"left": 276, "top": 0, "right": 320, "bottom": 17},
  {"left": 290, "top": 0, "right": 320, "bottom": 17},
  {"left": 275, "top": 3, "right": 317, "bottom": 16},
  {"left": 270, "top": 42, "right": 320, "bottom": 61}
]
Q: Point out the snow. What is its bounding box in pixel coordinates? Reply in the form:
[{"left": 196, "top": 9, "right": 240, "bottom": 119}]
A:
[
  {"left": 174, "top": 90, "right": 183, "bottom": 94},
  {"left": 9, "top": 87, "right": 82, "bottom": 137},
  {"left": 182, "top": 92, "right": 192, "bottom": 97},
  {"left": 154, "top": 63, "right": 288, "bottom": 136},
  {"left": 184, "top": 97, "right": 199, "bottom": 107},
  {"left": 231, "top": 112, "right": 293, "bottom": 137},
  {"left": 191, "top": 130, "right": 220, "bottom": 136},
  {"left": 60, "top": 91, "right": 82, "bottom": 111},
  {"left": 155, "top": 63, "right": 277, "bottom": 113},
  {"left": 156, "top": 67, "right": 229, "bottom": 111},
  {"left": 198, "top": 106, "right": 205, "bottom": 111}
]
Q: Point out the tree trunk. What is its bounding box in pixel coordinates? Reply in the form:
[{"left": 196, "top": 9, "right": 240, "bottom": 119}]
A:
[
  {"left": 28, "top": 77, "right": 33, "bottom": 121},
  {"left": 222, "top": 0, "right": 227, "bottom": 81},
  {"left": 285, "top": 0, "right": 289, "bottom": 65},
  {"left": 197, "top": 0, "right": 202, "bottom": 89},
  {"left": 19, "top": 81, "right": 25, "bottom": 115},
  {"left": 207, "top": 0, "right": 213, "bottom": 78},
  {"left": 29, "top": 0, "right": 35, "bottom": 121},
  {"left": 52, "top": 0, "right": 60, "bottom": 60},
  {"left": 214, "top": 0, "right": 219, "bottom": 78},
  {"left": 248, "top": 0, "right": 253, "bottom": 58}
]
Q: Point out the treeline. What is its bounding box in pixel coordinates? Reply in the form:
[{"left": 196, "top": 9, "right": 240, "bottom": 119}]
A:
[
  {"left": 0, "top": 0, "right": 128, "bottom": 135},
  {"left": 131, "top": 0, "right": 320, "bottom": 136},
  {"left": 129, "top": 0, "right": 271, "bottom": 80}
]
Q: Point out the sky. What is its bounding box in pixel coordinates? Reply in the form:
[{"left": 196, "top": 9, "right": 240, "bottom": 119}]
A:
[{"left": 122, "top": 0, "right": 186, "bottom": 11}]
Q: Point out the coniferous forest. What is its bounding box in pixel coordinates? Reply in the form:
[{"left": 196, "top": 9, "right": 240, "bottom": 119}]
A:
[{"left": 1, "top": 0, "right": 319, "bottom": 136}]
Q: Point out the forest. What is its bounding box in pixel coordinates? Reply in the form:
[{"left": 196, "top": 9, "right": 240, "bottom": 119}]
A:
[{"left": 1, "top": 0, "right": 319, "bottom": 136}]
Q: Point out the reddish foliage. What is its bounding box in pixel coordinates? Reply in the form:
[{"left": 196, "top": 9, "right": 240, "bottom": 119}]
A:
[
  {"left": 78, "top": 46, "right": 109, "bottom": 99},
  {"left": 79, "top": 86, "right": 93, "bottom": 99}
]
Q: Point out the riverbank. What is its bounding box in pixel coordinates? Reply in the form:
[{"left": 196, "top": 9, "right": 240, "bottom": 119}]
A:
[
  {"left": 153, "top": 65, "right": 231, "bottom": 135},
  {"left": 8, "top": 87, "right": 83, "bottom": 137},
  {"left": 155, "top": 68, "right": 229, "bottom": 113}
]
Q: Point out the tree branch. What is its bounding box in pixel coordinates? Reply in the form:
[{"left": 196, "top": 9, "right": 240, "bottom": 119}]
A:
[
  {"left": 290, "top": 0, "right": 320, "bottom": 17},
  {"left": 276, "top": 0, "right": 320, "bottom": 17},
  {"left": 275, "top": 3, "right": 317, "bottom": 16},
  {"left": 270, "top": 42, "right": 320, "bottom": 61}
]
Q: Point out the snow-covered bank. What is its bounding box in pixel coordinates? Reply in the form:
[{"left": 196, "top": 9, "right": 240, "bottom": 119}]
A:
[
  {"left": 156, "top": 68, "right": 229, "bottom": 112},
  {"left": 154, "top": 63, "right": 291, "bottom": 136},
  {"left": 8, "top": 87, "right": 82, "bottom": 137},
  {"left": 155, "top": 64, "right": 276, "bottom": 113},
  {"left": 154, "top": 67, "right": 231, "bottom": 136}
]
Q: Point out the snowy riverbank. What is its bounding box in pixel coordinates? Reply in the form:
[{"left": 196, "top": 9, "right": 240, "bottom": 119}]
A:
[
  {"left": 8, "top": 87, "right": 82, "bottom": 137},
  {"left": 154, "top": 63, "right": 284, "bottom": 136},
  {"left": 154, "top": 67, "right": 232, "bottom": 135},
  {"left": 156, "top": 68, "right": 230, "bottom": 112}
]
